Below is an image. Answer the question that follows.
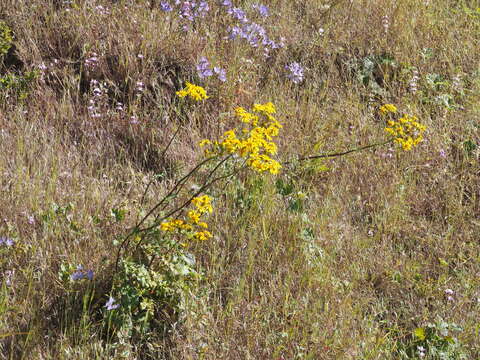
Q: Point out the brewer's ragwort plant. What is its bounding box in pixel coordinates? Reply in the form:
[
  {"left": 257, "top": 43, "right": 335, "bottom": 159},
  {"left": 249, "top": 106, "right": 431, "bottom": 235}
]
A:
[
  {"left": 3, "top": 1, "right": 479, "bottom": 358},
  {"left": 105, "top": 81, "right": 425, "bottom": 345}
]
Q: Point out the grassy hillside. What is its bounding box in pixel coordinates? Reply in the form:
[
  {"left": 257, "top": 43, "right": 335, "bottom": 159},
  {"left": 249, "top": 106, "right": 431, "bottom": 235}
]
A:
[{"left": 0, "top": 0, "right": 479, "bottom": 358}]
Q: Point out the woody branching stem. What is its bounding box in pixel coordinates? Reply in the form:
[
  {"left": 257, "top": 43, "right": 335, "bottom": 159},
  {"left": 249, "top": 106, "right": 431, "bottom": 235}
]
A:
[
  {"left": 283, "top": 139, "right": 394, "bottom": 165},
  {"left": 114, "top": 155, "right": 218, "bottom": 271}
]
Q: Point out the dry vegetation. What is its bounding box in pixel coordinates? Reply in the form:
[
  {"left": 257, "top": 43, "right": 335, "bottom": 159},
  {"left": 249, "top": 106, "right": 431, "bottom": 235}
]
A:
[{"left": 0, "top": 0, "right": 479, "bottom": 359}]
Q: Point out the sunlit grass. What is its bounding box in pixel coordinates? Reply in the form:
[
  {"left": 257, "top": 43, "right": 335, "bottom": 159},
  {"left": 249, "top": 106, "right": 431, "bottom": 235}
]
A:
[{"left": 0, "top": 1, "right": 479, "bottom": 359}]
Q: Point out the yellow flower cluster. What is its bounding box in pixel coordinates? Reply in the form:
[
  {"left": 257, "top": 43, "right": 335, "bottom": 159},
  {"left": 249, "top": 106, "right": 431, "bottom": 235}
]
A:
[
  {"left": 160, "top": 219, "right": 191, "bottom": 232},
  {"left": 379, "top": 104, "right": 398, "bottom": 115},
  {"left": 199, "top": 102, "right": 282, "bottom": 174},
  {"left": 176, "top": 82, "right": 209, "bottom": 101},
  {"left": 383, "top": 113, "right": 427, "bottom": 151},
  {"left": 191, "top": 195, "right": 213, "bottom": 214},
  {"left": 160, "top": 195, "right": 213, "bottom": 241}
]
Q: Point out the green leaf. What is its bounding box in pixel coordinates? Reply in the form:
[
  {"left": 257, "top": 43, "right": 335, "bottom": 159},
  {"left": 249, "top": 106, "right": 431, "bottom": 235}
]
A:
[
  {"left": 111, "top": 208, "right": 126, "bottom": 222},
  {"left": 445, "top": 336, "right": 455, "bottom": 344},
  {"left": 463, "top": 140, "right": 477, "bottom": 156},
  {"left": 275, "top": 179, "right": 294, "bottom": 196}
]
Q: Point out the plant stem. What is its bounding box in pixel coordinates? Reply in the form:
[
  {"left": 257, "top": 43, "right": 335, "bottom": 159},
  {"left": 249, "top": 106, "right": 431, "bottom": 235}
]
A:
[{"left": 283, "top": 139, "right": 394, "bottom": 165}]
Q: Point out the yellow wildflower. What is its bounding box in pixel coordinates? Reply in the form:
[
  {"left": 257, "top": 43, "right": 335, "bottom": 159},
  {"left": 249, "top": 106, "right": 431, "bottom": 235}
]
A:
[
  {"left": 194, "top": 231, "right": 213, "bottom": 241},
  {"left": 198, "top": 222, "right": 208, "bottom": 229},
  {"left": 176, "top": 82, "right": 209, "bottom": 101},
  {"left": 384, "top": 114, "right": 426, "bottom": 151},
  {"left": 181, "top": 223, "right": 193, "bottom": 231},
  {"left": 200, "top": 102, "right": 282, "bottom": 174},
  {"left": 199, "top": 139, "right": 211, "bottom": 147},
  {"left": 161, "top": 219, "right": 188, "bottom": 232},
  {"left": 187, "top": 210, "right": 201, "bottom": 224},
  {"left": 235, "top": 107, "right": 259, "bottom": 125},
  {"left": 379, "top": 104, "right": 398, "bottom": 116},
  {"left": 252, "top": 102, "right": 276, "bottom": 115},
  {"left": 173, "top": 219, "right": 185, "bottom": 227},
  {"left": 220, "top": 130, "right": 242, "bottom": 153},
  {"left": 160, "top": 221, "right": 176, "bottom": 232},
  {"left": 191, "top": 195, "right": 213, "bottom": 214},
  {"left": 247, "top": 153, "right": 282, "bottom": 174}
]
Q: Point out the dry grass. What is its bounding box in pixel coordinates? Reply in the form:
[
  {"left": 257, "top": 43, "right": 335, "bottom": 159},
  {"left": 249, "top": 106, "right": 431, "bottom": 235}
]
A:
[{"left": 0, "top": 0, "right": 479, "bottom": 359}]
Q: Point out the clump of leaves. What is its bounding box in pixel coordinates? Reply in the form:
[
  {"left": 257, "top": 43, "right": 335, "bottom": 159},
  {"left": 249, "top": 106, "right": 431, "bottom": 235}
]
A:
[
  {"left": 397, "top": 319, "right": 469, "bottom": 359},
  {"left": 0, "top": 70, "right": 38, "bottom": 101},
  {"left": 0, "top": 21, "right": 13, "bottom": 58},
  {"left": 343, "top": 53, "right": 398, "bottom": 97},
  {"left": 104, "top": 228, "right": 200, "bottom": 346}
]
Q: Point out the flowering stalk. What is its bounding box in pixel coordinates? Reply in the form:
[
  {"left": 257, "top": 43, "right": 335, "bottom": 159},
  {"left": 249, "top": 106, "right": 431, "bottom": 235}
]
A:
[{"left": 288, "top": 104, "right": 426, "bottom": 163}]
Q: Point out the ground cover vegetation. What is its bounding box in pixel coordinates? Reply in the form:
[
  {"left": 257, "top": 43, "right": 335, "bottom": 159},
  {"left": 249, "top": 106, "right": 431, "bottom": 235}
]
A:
[{"left": 0, "top": 0, "right": 479, "bottom": 358}]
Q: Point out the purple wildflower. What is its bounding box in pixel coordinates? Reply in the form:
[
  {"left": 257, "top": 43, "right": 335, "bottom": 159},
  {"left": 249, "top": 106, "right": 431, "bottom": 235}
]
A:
[
  {"left": 177, "top": 1, "right": 209, "bottom": 21},
  {"left": 0, "top": 237, "right": 14, "bottom": 247},
  {"left": 228, "top": 21, "right": 282, "bottom": 54},
  {"left": 229, "top": 23, "right": 267, "bottom": 47},
  {"left": 285, "top": 62, "right": 304, "bottom": 84},
  {"left": 253, "top": 4, "right": 269, "bottom": 17},
  {"left": 105, "top": 296, "right": 120, "bottom": 310},
  {"left": 229, "top": 7, "right": 248, "bottom": 23},
  {"left": 214, "top": 67, "right": 227, "bottom": 82},
  {"left": 228, "top": 26, "right": 242, "bottom": 40},
  {"left": 197, "top": 57, "right": 214, "bottom": 79},
  {"left": 244, "top": 23, "right": 267, "bottom": 47},
  {"left": 179, "top": 2, "right": 194, "bottom": 21},
  {"left": 4, "top": 270, "right": 14, "bottom": 286},
  {"left": 196, "top": 1, "right": 210, "bottom": 17},
  {"left": 160, "top": 2, "right": 173, "bottom": 11},
  {"left": 71, "top": 265, "right": 94, "bottom": 281},
  {"left": 135, "top": 81, "right": 145, "bottom": 92},
  {"left": 94, "top": 5, "right": 110, "bottom": 15},
  {"left": 71, "top": 271, "right": 84, "bottom": 281},
  {"left": 71, "top": 265, "right": 84, "bottom": 280},
  {"left": 85, "top": 269, "right": 94, "bottom": 280},
  {"left": 221, "top": 0, "right": 232, "bottom": 7},
  {"left": 84, "top": 52, "right": 99, "bottom": 70}
]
